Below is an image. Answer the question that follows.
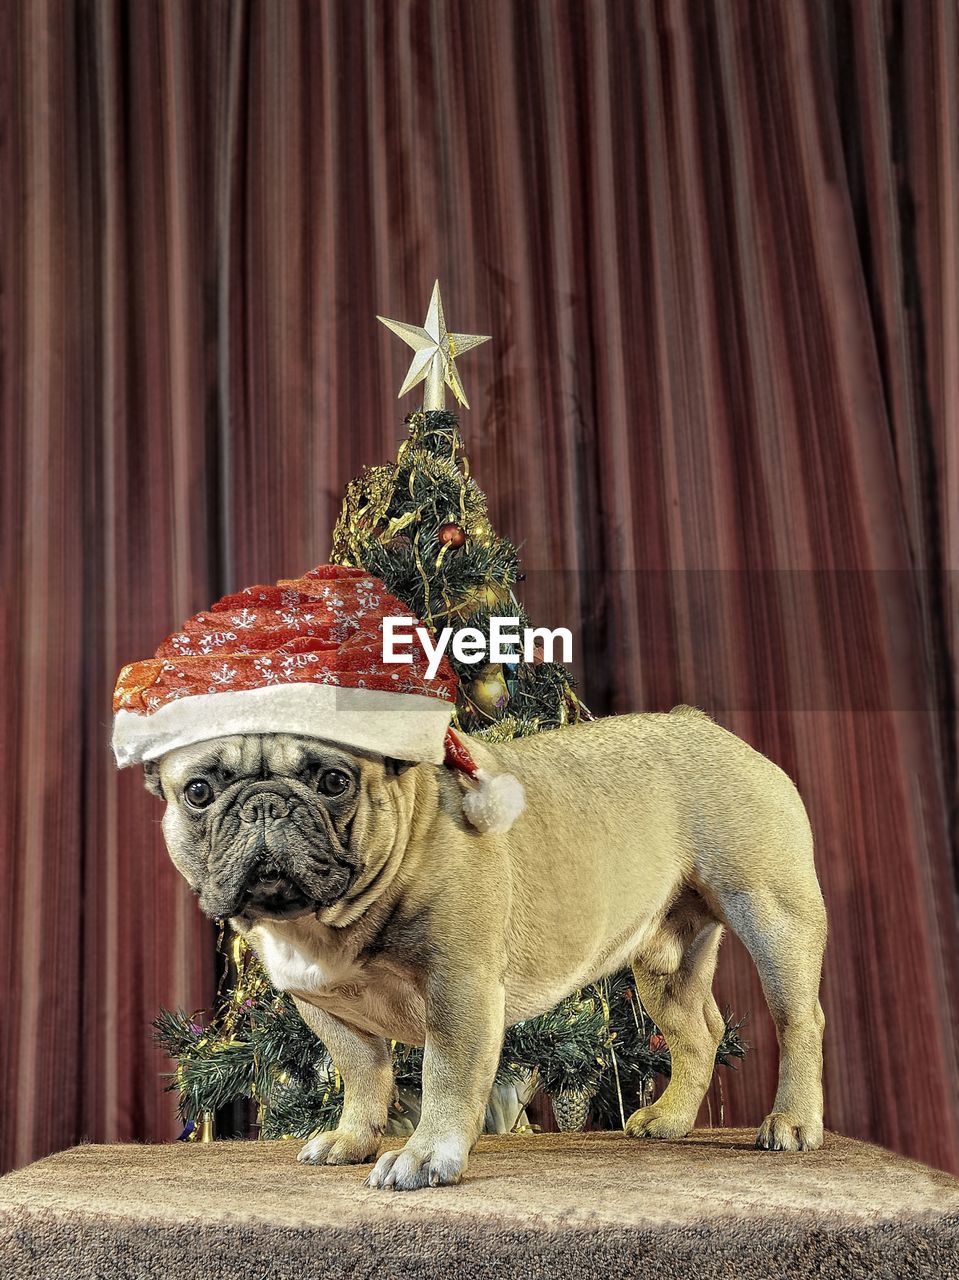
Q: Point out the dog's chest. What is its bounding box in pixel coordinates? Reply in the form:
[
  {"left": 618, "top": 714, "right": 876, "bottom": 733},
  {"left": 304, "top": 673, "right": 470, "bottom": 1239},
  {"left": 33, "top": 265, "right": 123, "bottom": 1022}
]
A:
[
  {"left": 250, "top": 923, "right": 425, "bottom": 1040},
  {"left": 254, "top": 926, "right": 358, "bottom": 996}
]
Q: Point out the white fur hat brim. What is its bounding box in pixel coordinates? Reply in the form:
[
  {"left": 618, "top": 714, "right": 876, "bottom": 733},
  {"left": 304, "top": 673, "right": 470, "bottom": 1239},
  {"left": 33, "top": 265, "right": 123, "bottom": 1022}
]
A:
[{"left": 112, "top": 682, "right": 455, "bottom": 768}]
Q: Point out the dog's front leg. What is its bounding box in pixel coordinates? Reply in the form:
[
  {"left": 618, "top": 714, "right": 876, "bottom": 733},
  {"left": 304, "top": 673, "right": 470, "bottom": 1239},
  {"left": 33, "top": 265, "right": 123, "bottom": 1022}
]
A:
[
  {"left": 366, "top": 964, "right": 506, "bottom": 1190},
  {"left": 292, "top": 997, "right": 394, "bottom": 1166}
]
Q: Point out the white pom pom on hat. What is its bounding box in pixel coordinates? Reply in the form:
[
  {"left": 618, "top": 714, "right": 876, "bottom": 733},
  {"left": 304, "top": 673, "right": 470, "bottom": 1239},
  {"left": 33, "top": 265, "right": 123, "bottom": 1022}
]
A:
[
  {"left": 460, "top": 768, "right": 528, "bottom": 835},
  {"left": 111, "top": 563, "right": 526, "bottom": 835},
  {"left": 443, "top": 727, "right": 526, "bottom": 835}
]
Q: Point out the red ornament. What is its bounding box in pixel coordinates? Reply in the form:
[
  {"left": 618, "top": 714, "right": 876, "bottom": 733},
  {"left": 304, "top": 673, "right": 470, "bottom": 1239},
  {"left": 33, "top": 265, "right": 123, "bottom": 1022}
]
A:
[
  {"left": 438, "top": 523, "right": 466, "bottom": 548},
  {"left": 649, "top": 1032, "right": 667, "bottom": 1052}
]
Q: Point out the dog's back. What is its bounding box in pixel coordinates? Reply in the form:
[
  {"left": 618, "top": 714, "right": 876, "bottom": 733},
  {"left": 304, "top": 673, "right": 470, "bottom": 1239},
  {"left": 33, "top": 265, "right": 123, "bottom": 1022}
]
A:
[{"left": 485, "top": 705, "right": 812, "bottom": 874}]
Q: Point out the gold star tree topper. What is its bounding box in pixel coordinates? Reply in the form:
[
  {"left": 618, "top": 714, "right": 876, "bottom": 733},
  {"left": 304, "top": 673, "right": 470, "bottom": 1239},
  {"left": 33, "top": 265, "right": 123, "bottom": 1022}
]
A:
[{"left": 378, "top": 280, "right": 490, "bottom": 410}]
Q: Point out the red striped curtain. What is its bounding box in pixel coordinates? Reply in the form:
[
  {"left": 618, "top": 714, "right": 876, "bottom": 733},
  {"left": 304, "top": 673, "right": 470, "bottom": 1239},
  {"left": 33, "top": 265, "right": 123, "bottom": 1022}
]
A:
[{"left": 2, "top": 0, "right": 957, "bottom": 1175}]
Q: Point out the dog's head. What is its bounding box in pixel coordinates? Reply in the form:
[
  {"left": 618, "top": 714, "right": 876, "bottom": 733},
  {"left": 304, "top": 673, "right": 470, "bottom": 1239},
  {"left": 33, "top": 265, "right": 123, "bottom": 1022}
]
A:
[{"left": 145, "top": 734, "right": 413, "bottom": 922}]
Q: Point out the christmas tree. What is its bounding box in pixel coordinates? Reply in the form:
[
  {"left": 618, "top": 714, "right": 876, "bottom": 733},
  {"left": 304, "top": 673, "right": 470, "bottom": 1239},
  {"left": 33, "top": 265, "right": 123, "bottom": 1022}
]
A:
[{"left": 154, "top": 282, "right": 746, "bottom": 1139}]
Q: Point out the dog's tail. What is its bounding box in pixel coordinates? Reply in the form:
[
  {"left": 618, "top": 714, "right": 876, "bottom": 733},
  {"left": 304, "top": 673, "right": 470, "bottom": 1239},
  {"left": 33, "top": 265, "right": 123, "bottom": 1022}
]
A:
[{"left": 668, "top": 704, "right": 713, "bottom": 721}]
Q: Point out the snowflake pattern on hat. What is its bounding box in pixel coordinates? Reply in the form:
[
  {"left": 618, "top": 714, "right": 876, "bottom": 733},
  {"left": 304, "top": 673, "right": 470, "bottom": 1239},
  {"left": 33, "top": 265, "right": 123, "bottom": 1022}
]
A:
[{"left": 113, "top": 566, "right": 457, "bottom": 715}]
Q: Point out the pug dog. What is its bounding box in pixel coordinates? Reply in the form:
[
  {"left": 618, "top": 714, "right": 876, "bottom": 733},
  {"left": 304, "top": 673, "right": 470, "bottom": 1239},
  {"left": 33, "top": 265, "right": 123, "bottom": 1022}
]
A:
[{"left": 144, "top": 705, "right": 827, "bottom": 1190}]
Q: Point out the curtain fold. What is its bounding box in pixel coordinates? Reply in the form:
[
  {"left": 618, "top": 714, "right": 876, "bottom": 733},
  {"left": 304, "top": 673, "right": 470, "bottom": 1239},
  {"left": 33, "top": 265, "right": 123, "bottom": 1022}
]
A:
[{"left": 2, "top": 0, "right": 957, "bottom": 1175}]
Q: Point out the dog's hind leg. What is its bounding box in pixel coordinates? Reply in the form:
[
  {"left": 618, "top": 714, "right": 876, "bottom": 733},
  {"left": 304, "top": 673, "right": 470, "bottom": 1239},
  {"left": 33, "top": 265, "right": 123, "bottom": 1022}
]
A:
[
  {"left": 718, "top": 883, "right": 827, "bottom": 1151},
  {"left": 625, "top": 916, "right": 726, "bottom": 1140}
]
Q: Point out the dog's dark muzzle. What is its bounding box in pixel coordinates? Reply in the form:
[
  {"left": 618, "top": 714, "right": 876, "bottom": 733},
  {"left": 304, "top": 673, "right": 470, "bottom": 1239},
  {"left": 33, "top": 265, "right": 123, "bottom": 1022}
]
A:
[
  {"left": 242, "top": 863, "right": 314, "bottom": 918},
  {"left": 203, "top": 778, "right": 355, "bottom": 920},
  {"left": 221, "top": 781, "right": 346, "bottom": 919}
]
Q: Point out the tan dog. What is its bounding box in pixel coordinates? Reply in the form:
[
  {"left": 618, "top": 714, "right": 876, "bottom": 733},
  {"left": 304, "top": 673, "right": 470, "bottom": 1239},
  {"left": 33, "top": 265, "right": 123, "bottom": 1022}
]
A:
[{"left": 146, "top": 706, "right": 827, "bottom": 1190}]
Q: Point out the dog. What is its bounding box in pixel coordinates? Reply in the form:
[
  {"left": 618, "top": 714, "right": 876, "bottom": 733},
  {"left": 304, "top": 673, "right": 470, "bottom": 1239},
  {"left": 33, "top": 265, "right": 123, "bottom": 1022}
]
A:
[{"left": 144, "top": 705, "right": 827, "bottom": 1190}]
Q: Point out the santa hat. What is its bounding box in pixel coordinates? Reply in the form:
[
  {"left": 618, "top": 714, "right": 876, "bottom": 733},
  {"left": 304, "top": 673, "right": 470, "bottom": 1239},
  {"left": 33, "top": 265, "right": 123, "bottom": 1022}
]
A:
[{"left": 112, "top": 564, "right": 525, "bottom": 835}]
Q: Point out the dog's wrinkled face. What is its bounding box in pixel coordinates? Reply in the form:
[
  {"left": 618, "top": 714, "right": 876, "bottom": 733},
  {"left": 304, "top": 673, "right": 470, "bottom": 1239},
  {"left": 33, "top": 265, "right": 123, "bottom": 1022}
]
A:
[{"left": 146, "top": 734, "right": 390, "bottom": 921}]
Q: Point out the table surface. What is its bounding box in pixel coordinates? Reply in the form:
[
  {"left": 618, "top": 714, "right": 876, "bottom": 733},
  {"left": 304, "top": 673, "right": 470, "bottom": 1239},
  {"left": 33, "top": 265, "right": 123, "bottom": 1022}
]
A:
[{"left": 2, "top": 1129, "right": 958, "bottom": 1280}]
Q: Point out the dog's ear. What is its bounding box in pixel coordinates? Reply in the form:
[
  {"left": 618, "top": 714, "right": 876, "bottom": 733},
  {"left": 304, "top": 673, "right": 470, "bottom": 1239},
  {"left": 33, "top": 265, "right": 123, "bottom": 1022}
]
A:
[
  {"left": 384, "top": 757, "right": 415, "bottom": 778},
  {"left": 142, "top": 760, "right": 165, "bottom": 800}
]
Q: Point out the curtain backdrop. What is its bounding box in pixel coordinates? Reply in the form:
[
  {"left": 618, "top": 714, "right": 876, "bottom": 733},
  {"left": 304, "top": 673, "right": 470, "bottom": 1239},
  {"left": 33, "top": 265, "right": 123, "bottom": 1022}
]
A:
[{"left": 2, "top": 0, "right": 957, "bottom": 1176}]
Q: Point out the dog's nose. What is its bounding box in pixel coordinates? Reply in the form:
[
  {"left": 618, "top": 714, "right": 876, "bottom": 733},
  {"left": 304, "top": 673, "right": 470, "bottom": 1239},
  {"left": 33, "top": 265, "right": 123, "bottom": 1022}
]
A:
[{"left": 239, "top": 792, "right": 290, "bottom": 824}]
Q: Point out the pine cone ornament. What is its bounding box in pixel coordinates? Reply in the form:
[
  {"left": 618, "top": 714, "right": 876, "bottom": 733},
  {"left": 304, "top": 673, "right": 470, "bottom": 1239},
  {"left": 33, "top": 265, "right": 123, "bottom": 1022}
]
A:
[{"left": 550, "top": 1089, "right": 592, "bottom": 1132}]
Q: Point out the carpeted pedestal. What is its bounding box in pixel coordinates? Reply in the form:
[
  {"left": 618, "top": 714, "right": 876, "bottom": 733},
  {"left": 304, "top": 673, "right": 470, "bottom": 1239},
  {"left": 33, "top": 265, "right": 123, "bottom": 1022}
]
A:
[{"left": 1, "top": 1130, "right": 958, "bottom": 1279}]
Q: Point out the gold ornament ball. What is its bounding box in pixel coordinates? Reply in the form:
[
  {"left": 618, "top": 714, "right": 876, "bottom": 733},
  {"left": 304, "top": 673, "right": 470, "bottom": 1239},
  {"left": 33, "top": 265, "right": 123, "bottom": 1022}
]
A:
[
  {"left": 469, "top": 664, "right": 510, "bottom": 717},
  {"left": 449, "top": 581, "right": 510, "bottom": 619},
  {"left": 483, "top": 582, "right": 509, "bottom": 610},
  {"left": 470, "top": 518, "right": 493, "bottom": 545}
]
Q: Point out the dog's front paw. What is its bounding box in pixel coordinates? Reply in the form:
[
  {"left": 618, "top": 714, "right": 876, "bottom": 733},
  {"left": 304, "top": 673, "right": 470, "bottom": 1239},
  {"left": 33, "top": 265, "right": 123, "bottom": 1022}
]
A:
[
  {"left": 624, "top": 1103, "right": 693, "bottom": 1140},
  {"left": 756, "top": 1112, "right": 823, "bottom": 1152},
  {"left": 297, "top": 1126, "right": 381, "bottom": 1166},
  {"left": 365, "top": 1130, "right": 469, "bottom": 1190}
]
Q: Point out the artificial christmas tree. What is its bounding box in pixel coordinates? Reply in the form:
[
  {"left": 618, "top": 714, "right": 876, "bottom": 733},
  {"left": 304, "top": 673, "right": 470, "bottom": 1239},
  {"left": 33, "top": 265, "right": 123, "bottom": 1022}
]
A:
[{"left": 151, "top": 282, "right": 746, "bottom": 1141}]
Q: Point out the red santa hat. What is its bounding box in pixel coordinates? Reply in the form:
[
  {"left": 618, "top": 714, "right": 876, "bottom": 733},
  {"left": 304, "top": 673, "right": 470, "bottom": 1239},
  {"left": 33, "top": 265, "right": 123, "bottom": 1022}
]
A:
[{"left": 112, "top": 564, "right": 525, "bottom": 834}]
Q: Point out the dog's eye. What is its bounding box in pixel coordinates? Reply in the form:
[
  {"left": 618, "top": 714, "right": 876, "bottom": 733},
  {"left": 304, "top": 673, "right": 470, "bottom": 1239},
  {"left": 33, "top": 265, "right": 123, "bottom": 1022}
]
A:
[
  {"left": 184, "top": 779, "right": 214, "bottom": 809},
  {"left": 318, "top": 769, "right": 351, "bottom": 797}
]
